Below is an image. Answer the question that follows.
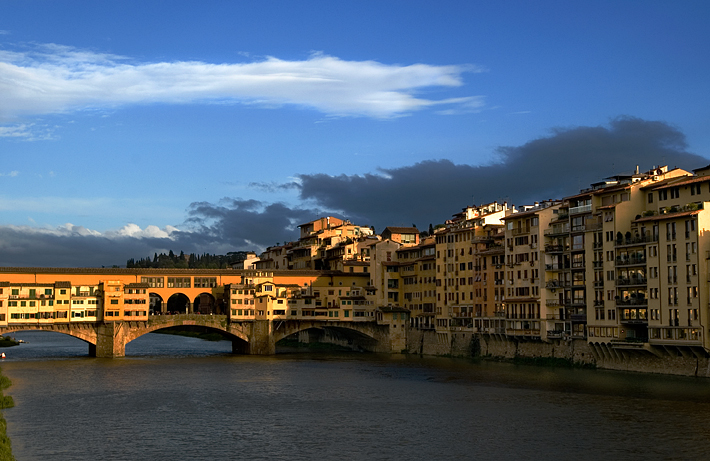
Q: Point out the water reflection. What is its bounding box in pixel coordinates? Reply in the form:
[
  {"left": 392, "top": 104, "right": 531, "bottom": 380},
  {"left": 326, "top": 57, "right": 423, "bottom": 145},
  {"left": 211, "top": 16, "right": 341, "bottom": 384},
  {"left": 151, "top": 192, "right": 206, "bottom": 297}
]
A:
[{"left": 2, "top": 331, "right": 710, "bottom": 461}]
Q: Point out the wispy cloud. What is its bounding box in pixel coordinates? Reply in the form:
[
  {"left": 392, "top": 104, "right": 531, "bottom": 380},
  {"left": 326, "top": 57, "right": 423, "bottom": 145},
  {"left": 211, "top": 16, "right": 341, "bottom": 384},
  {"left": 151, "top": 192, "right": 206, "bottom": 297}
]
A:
[
  {"left": 0, "top": 44, "right": 484, "bottom": 121},
  {"left": 0, "top": 171, "right": 19, "bottom": 177},
  {"left": 0, "top": 123, "right": 56, "bottom": 140}
]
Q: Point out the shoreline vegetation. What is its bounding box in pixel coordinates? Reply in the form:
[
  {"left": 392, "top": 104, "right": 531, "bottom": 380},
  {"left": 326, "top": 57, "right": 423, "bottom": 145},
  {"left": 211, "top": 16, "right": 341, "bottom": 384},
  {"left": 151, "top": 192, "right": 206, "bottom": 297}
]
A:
[
  {"left": 0, "top": 338, "right": 19, "bottom": 349},
  {"left": 0, "top": 366, "right": 15, "bottom": 461}
]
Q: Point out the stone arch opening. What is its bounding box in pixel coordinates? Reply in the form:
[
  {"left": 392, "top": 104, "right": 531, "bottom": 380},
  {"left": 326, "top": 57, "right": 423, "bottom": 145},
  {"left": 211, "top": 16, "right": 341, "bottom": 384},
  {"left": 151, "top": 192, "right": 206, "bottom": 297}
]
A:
[
  {"left": 126, "top": 322, "right": 250, "bottom": 354},
  {"left": 276, "top": 325, "right": 379, "bottom": 352},
  {"left": 149, "top": 292, "right": 164, "bottom": 314},
  {"left": 167, "top": 293, "right": 191, "bottom": 314},
  {"left": 193, "top": 293, "right": 217, "bottom": 314},
  {"left": 0, "top": 327, "right": 96, "bottom": 353}
]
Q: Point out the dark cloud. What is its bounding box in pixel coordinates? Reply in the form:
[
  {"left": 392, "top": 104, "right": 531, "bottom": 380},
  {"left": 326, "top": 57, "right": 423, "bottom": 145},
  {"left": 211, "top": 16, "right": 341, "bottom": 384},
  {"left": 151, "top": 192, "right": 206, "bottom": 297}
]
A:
[
  {"left": 2, "top": 117, "right": 706, "bottom": 267},
  {"left": 296, "top": 117, "right": 707, "bottom": 228},
  {"left": 0, "top": 227, "right": 176, "bottom": 267},
  {"left": 183, "top": 198, "right": 323, "bottom": 248},
  {"left": 0, "top": 200, "right": 323, "bottom": 267},
  {"left": 248, "top": 181, "right": 301, "bottom": 192}
]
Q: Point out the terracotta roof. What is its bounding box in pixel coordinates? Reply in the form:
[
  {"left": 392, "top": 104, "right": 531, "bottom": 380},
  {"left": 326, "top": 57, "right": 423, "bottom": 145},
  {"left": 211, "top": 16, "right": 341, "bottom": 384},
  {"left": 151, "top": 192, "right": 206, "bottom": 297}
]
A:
[
  {"left": 633, "top": 209, "right": 701, "bottom": 223},
  {"left": 647, "top": 175, "right": 710, "bottom": 190},
  {"left": 597, "top": 204, "right": 617, "bottom": 210},
  {"left": 383, "top": 226, "right": 419, "bottom": 234},
  {"left": 639, "top": 176, "right": 687, "bottom": 190}
]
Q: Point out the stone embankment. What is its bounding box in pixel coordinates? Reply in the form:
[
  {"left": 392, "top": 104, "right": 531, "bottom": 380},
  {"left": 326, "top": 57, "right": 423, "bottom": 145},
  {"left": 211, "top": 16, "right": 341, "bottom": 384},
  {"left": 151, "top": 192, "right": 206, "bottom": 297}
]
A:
[{"left": 407, "top": 329, "right": 710, "bottom": 377}]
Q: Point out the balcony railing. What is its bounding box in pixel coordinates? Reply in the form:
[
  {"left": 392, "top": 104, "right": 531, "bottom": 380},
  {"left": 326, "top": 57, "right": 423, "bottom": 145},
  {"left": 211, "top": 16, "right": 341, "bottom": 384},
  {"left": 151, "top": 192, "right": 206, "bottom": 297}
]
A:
[
  {"left": 544, "top": 225, "right": 570, "bottom": 236},
  {"left": 615, "top": 256, "right": 646, "bottom": 266},
  {"left": 615, "top": 232, "right": 658, "bottom": 247},
  {"left": 545, "top": 263, "right": 570, "bottom": 271},
  {"left": 545, "top": 280, "right": 570, "bottom": 289},
  {"left": 616, "top": 297, "right": 648, "bottom": 306},
  {"left": 569, "top": 204, "right": 592, "bottom": 215},
  {"left": 544, "top": 244, "right": 566, "bottom": 253},
  {"left": 617, "top": 277, "right": 647, "bottom": 286}
]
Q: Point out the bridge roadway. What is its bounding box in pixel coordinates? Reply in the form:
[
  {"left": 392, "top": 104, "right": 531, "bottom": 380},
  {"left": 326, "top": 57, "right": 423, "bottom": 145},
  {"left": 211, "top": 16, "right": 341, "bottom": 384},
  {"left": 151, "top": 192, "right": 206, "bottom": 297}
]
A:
[{"left": 0, "top": 314, "right": 397, "bottom": 357}]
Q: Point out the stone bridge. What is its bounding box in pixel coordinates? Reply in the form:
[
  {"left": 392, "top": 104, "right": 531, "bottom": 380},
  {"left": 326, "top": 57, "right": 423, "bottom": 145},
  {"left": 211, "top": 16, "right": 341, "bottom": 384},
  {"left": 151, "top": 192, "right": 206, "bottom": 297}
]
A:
[{"left": 0, "top": 315, "right": 402, "bottom": 357}]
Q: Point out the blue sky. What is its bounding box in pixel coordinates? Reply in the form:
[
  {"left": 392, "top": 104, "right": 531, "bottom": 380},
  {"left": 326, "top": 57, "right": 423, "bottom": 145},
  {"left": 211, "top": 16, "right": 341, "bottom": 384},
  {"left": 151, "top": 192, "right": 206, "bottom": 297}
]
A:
[{"left": 1, "top": 1, "right": 709, "bottom": 266}]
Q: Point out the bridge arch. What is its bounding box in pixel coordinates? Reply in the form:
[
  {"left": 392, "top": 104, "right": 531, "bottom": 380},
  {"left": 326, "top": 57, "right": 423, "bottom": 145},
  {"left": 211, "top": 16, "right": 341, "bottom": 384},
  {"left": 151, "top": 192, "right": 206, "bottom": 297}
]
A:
[
  {"left": 0, "top": 325, "right": 97, "bottom": 347},
  {"left": 193, "top": 292, "right": 217, "bottom": 314},
  {"left": 166, "top": 293, "right": 191, "bottom": 314},
  {"left": 273, "top": 320, "right": 385, "bottom": 352},
  {"left": 123, "top": 316, "right": 250, "bottom": 349},
  {"left": 149, "top": 293, "right": 164, "bottom": 314}
]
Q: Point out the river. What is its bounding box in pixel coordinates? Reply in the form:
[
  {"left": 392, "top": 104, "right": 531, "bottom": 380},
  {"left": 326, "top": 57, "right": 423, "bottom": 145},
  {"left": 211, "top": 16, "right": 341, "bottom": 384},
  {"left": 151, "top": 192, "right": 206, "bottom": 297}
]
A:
[{"left": 1, "top": 331, "right": 710, "bottom": 460}]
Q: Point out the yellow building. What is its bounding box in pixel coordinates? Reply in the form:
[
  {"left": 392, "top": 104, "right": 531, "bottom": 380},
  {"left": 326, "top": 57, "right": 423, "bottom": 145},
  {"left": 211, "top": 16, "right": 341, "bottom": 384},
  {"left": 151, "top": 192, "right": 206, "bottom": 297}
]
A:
[
  {"left": 435, "top": 202, "right": 509, "bottom": 342},
  {"left": 503, "top": 201, "right": 561, "bottom": 340}
]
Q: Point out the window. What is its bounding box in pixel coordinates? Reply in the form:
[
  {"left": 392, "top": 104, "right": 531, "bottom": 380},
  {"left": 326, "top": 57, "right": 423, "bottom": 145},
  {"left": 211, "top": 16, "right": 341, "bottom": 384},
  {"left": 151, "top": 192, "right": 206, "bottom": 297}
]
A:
[
  {"left": 110, "top": 299, "right": 119, "bottom": 304},
  {"left": 167, "top": 277, "right": 191, "bottom": 288},
  {"left": 141, "top": 277, "right": 164, "bottom": 288},
  {"left": 194, "top": 277, "right": 217, "bottom": 288}
]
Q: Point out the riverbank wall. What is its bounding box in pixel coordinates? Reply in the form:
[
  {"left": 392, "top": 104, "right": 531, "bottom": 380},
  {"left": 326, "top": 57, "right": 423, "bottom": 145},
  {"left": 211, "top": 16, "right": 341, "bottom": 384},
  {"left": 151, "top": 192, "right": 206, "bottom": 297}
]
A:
[{"left": 406, "top": 329, "right": 710, "bottom": 378}]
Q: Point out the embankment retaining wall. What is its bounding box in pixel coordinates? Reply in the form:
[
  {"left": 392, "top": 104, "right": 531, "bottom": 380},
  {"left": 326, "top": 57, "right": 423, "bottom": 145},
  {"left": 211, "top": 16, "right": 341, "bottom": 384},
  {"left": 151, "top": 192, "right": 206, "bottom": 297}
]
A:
[{"left": 407, "top": 329, "right": 710, "bottom": 377}]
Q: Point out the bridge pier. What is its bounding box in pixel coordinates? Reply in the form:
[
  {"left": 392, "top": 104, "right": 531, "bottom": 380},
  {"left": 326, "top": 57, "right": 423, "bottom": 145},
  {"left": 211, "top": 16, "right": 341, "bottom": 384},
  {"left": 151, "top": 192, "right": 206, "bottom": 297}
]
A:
[
  {"left": 94, "top": 322, "right": 127, "bottom": 358},
  {"left": 248, "top": 320, "right": 275, "bottom": 355}
]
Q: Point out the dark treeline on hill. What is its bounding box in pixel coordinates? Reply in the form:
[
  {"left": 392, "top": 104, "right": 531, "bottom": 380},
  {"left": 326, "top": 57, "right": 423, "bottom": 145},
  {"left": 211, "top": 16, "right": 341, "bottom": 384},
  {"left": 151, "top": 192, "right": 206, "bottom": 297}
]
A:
[{"left": 126, "top": 251, "right": 249, "bottom": 269}]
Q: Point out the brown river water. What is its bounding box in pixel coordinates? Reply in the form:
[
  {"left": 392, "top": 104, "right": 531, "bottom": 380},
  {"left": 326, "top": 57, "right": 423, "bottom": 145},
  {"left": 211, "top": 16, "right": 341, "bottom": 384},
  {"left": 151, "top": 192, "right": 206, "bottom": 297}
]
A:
[{"left": 1, "top": 331, "right": 710, "bottom": 460}]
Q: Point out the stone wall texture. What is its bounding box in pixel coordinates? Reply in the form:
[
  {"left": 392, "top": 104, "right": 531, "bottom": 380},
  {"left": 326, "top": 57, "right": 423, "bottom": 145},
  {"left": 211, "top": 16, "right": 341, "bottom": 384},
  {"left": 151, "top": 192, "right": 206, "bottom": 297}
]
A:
[{"left": 406, "top": 328, "right": 710, "bottom": 378}]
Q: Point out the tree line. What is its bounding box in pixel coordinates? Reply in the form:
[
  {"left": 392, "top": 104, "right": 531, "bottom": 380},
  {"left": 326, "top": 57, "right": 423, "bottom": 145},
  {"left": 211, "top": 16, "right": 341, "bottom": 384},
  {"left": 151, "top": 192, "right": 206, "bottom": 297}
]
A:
[{"left": 126, "top": 251, "right": 249, "bottom": 269}]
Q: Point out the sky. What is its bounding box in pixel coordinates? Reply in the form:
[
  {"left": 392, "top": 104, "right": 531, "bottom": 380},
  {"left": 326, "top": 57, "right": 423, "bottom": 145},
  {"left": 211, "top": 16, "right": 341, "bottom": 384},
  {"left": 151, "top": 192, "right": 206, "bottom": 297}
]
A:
[{"left": 1, "top": 0, "right": 710, "bottom": 267}]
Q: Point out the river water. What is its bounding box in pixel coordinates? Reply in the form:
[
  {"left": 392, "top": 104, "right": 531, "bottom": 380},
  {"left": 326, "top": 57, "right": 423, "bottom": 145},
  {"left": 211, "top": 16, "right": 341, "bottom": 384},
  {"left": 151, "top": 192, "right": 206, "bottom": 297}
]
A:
[{"left": 1, "top": 331, "right": 710, "bottom": 460}]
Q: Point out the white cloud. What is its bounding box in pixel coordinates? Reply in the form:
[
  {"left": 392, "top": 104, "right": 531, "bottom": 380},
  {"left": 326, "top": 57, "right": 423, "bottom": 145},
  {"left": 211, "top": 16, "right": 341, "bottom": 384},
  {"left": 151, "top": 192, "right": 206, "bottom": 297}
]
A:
[
  {"left": 2, "top": 222, "right": 178, "bottom": 240},
  {"left": 0, "top": 171, "right": 19, "bottom": 177},
  {"left": 0, "top": 123, "right": 56, "bottom": 140},
  {"left": 0, "top": 44, "right": 485, "bottom": 121},
  {"left": 108, "top": 223, "right": 180, "bottom": 239}
]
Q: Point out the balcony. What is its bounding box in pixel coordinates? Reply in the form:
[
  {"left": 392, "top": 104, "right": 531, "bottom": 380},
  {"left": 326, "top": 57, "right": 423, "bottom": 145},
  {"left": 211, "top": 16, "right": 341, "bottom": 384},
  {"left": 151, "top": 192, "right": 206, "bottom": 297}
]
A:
[
  {"left": 545, "top": 263, "right": 570, "bottom": 271},
  {"left": 546, "top": 300, "right": 562, "bottom": 307},
  {"left": 616, "top": 297, "right": 648, "bottom": 306},
  {"left": 615, "top": 256, "right": 646, "bottom": 266},
  {"left": 581, "top": 222, "right": 603, "bottom": 232},
  {"left": 544, "top": 225, "right": 570, "bottom": 237},
  {"left": 553, "top": 211, "right": 570, "bottom": 221},
  {"left": 545, "top": 280, "right": 569, "bottom": 289},
  {"left": 615, "top": 232, "right": 658, "bottom": 247},
  {"left": 544, "top": 244, "right": 566, "bottom": 253},
  {"left": 616, "top": 277, "right": 647, "bottom": 286},
  {"left": 569, "top": 204, "right": 592, "bottom": 215},
  {"left": 512, "top": 227, "right": 531, "bottom": 236}
]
